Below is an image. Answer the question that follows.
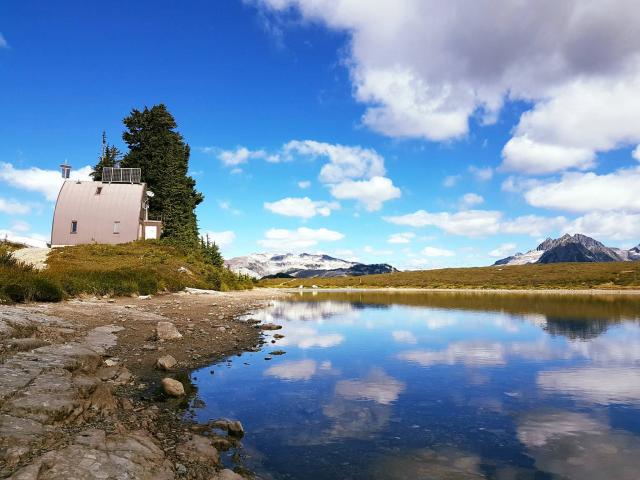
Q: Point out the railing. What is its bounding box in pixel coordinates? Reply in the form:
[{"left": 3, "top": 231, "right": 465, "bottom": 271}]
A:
[{"left": 102, "top": 167, "right": 141, "bottom": 184}]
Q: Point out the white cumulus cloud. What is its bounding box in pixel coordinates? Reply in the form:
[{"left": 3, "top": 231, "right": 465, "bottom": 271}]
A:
[
  {"left": 468, "top": 166, "right": 493, "bottom": 181},
  {"left": 216, "top": 146, "right": 268, "bottom": 166},
  {"left": 329, "top": 176, "right": 400, "bottom": 211},
  {"left": 0, "top": 162, "right": 93, "bottom": 201},
  {"left": 284, "top": 139, "right": 385, "bottom": 183},
  {"left": 421, "top": 246, "right": 455, "bottom": 257},
  {"left": 0, "top": 197, "right": 30, "bottom": 215},
  {"left": 387, "top": 232, "right": 415, "bottom": 244},
  {"left": 255, "top": 0, "right": 640, "bottom": 173},
  {"left": 564, "top": 212, "right": 640, "bottom": 242},
  {"left": 258, "top": 227, "right": 344, "bottom": 249},
  {"left": 524, "top": 167, "right": 640, "bottom": 213},
  {"left": 489, "top": 243, "right": 518, "bottom": 258},
  {"left": 385, "top": 209, "right": 566, "bottom": 238},
  {"left": 0, "top": 229, "right": 48, "bottom": 248},
  {"left": 264, "top": 197, "right": 340, "bottom": 218},
  {"left": 459, "top": 192, "right": 484, "bottom": 210}
]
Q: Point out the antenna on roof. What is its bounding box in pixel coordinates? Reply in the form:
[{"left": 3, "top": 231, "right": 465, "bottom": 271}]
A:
[
  {"left": 60, "top": 160, "right": 72, "bottom": 179},
  {"left": 101, "top": 131, "right": 107, "bottom": 159}
]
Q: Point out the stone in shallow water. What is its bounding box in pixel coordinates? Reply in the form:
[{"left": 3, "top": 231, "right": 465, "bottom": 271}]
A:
[
  {"left": 161, "top": 377, "right": 185, "bottom": 397},
  {"left": 176, "top": 434, "right": 219, "bottom": 464},
  {"left": 259, "top": 323, "right": 282, "bottom": 331},
  {"left": 211, "top": 469, "right": 245, "bottom": 480},
  {"left": 210, "top": 419, "right": 244, "bottom": 438}
]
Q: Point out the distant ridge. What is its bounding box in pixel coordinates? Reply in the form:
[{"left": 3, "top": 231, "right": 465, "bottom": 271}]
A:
[
  {"left": 226, "top": 252, "right": 397, "bottom": 279},
  {"left": 494, "top": 234, "right": 640, "bottom": 266}
]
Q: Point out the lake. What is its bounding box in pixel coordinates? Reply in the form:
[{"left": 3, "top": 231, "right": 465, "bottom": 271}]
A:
[{"left": 190, "top": 291, "right": 640, "bottom": 479}]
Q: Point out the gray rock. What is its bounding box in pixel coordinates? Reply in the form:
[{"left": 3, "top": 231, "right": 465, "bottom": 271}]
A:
[
  {"left": 156, "top": 355, "right": 178, "bottom": 371},
  {"left": 259, "top": 323, "right": 282, "bottom": 331},
  {"left": 156, "top": 322, "right": 183, "bottom": 341},
  {"left": 9, "top": 429, "right": 174, "bottom": 480},
  {"left": 210, "top": 419, "right": 244, "bottom": 438},
  {"left": 211, "top": 469, "right": 245, "bottom": 480},
  {"left": 176, "top": 434, "right": 219, "bottom": 464}
]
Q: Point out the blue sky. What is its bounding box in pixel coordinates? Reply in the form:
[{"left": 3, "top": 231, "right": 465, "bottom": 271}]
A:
[{"left": 1, "top": 1, "right": 640, "bottom": 268}]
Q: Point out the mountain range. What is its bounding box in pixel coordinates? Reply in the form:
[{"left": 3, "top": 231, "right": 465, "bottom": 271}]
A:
[
  {"left": 225, "top": 253, "right": 397, "bottom": 278},
  {"left": 494, "top": 234, "right": 640, "bottom": 266},
  {"left": 226, "top": 252, "right": 397, "bottom": 279}
]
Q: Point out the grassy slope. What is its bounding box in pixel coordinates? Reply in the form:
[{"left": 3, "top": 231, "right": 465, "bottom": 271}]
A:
[
  {"left": 259, "top": 261, "right": 640, "bottom": 290},
  {"left": 0, "top": 241, "right": 254, "bottom": 303}
]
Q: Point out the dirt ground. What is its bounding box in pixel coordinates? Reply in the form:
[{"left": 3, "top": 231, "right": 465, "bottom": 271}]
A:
[{"left": 0, "top": 288, "right": 287, "bottom": 479}]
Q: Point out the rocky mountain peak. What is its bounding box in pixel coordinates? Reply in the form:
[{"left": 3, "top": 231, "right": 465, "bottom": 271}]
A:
[{"left": 497, "top": 233, "right": 638, "bottom": 266}]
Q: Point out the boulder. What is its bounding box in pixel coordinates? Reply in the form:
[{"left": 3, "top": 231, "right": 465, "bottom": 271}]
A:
[
  {"left": 161, "top": 378, "right": 185, "bottom": 397},
  {"left": 156, "top": 355, "right": 177, "bottom": 371},
  {"left": 156, "top": 322, "right": 182, "bottom": 341},
  {"left": 210, "top": 418, "right": 244, "bottom": 438},
  {"left": 211, "top": 469, "right": 245, "bottom": 480},
  {"left": 176, "top": 434, "right": 219, "bottom": 464}
]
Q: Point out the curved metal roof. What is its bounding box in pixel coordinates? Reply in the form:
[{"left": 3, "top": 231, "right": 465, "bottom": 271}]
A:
[{"left": 51, "top": 181, "right": 145, "bottom": 246}]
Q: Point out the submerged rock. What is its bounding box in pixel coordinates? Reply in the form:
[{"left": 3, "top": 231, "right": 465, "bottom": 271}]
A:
[
  {"left": 156, "top": 322, "right": 182, "bottom": 341},
  {"left": 210, "top": 419, "right": 244, "bottom": 438},
  {"left": 211, "top": 469, "right": 245, "bottom": 480},
  {"left": 259, "top": 323, "right": 282, "bottom": 331},
  {"left": 161, "top": 378, "right": 185, "bottom": 397},
  {"left": 176, "top": 434, "right": 219, "bottom": 464},
  {"left": 156, "top": 355, "right": 178, "bottom": 371}
]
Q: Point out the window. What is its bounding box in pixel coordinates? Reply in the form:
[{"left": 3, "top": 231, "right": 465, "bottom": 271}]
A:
[
  {"left": 113, "top": 221, "right": 120, "bottom": 234},
  {"left": 95, "top": 187, "right": 103, "bottom": 195},
  {"left": 70, "top": 221, "right": 78, "bottom": 234}
]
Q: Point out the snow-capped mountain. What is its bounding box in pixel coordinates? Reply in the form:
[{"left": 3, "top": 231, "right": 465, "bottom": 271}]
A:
[
  {"left": 226, "top": 252, "right": 397, "bottom": 279},
  {"left": 494, "top": 234, "right": 640, "bottom": 266}
]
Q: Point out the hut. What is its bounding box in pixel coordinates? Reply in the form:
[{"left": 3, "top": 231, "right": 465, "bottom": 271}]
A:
[{"left": 50, "top": 166, "right": 162, "bottom": 247}]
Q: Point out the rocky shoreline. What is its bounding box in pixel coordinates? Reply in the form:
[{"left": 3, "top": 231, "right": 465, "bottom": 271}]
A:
[{"left": 0, "top": 288, "right": 287, "bottom": 479}]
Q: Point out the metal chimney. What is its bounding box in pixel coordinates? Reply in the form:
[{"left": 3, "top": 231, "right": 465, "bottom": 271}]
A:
[{"left": 60, "top": 162, "right": 72, "bottom": 179}]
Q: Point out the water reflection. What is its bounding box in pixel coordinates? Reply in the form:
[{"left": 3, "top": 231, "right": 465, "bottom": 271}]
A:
[
  {"left": 334, "top": 368, "right": 405, "bottom": 405},
  {"left": 371, "top": 448, "right": 485, "bottom": 480},
  {"left": 191, "top": 292, "right": 640, "bottom": 479},
  {"left": 538, "top": 367, "right": 640, "bottom": 405},
  {"left": 518, "top": 411, "right": 640, "bottom": 480},
  {"left": 264, "top": 359, "right": 319, "bottom": 381},
  {"left": 397, "top": 341, "right": 506, "bottom": 367}
]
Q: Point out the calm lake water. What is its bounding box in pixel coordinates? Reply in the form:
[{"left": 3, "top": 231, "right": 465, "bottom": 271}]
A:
[{"left": 190, "top": 291, "right": 640, "bottom": 479}]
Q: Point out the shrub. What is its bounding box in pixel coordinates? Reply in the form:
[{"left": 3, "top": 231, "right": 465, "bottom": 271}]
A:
[
  {"left": 31, "top": 277, "right": 64, "bottom": 302},
  {"left": 3, "top": 283, "right": 27, "bottom": 303}
]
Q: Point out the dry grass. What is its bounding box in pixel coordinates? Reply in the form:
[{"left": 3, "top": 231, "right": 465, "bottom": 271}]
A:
[
  {"left": 259, "top": 262, "right": 640, "bottom": 290},
  {"left": 1, "top": 241, "right": 254, "bottom": 303}
]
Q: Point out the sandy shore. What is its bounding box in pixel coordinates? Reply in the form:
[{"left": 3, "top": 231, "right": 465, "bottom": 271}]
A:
[
  {"left": 0, "top": 288, "right": 287, "bottom": 479},
  {"left": 283, "top": 287, "right": 640, "bottom": 295}
]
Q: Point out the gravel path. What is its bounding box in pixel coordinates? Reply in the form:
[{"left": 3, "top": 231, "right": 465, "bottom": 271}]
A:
[{"left": 11, "top": 248, "right": 50, "bottom": 270}]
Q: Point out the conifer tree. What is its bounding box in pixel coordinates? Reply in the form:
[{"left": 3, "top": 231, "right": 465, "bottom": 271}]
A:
[
  {"left": 120, "top": 104, "right": 203, "bottom": 246},
  {"left": 201, "top": 234, "right": 224, "bottom": 268},
  {"left": 91, "top": 131, "right": 122, "bottom": 181}
]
